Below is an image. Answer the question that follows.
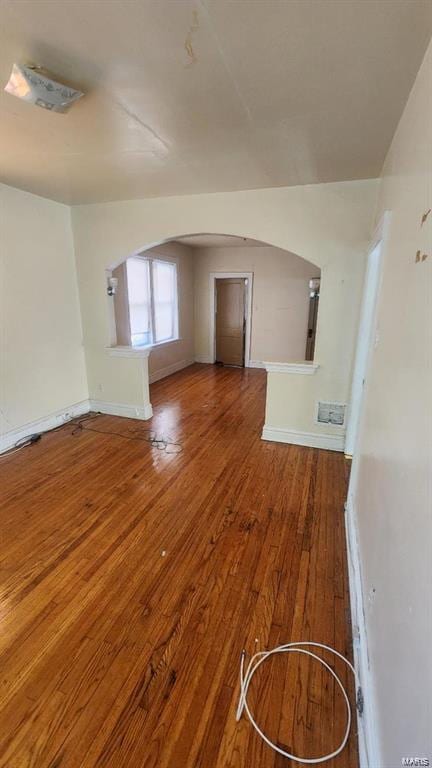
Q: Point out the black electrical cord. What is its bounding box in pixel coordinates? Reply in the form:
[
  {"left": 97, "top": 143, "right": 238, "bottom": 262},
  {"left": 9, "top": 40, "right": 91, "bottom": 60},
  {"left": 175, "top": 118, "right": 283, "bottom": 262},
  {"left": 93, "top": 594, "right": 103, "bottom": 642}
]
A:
[
  {"left": 69, "top": 413, "right": 183, "bottom": 454},
  {"left": 0, "top": 412, "right": 182, "bottom": 458},
  {"left": 0, "top": 433, "right": 42, "bottom": 459}
]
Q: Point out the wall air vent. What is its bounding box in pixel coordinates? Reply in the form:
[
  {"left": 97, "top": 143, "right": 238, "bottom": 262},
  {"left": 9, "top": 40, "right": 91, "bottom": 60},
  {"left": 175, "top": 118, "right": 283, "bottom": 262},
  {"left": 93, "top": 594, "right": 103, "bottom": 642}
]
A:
[{"left": 316, "top": 401, "right": 346, "bottom": 426}]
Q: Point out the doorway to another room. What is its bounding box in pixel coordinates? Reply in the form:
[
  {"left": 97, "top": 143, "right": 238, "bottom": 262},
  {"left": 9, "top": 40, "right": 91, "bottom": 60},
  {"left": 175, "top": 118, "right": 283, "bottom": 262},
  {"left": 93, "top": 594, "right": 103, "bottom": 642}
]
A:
[
  {"left": 215, "top": 277, "right": 247, "bottom": 367},
  {"left": 209, "top": 270, "right": 253, "bottom": 368},
  {"left": 305, "top": 277, "right": 320, "bottom": 361}
]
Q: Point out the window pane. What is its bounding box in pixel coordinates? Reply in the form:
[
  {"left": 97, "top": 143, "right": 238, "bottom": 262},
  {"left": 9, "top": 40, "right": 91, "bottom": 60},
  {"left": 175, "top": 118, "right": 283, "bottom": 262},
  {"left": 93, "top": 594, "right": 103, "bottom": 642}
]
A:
[
  {"left": 126, "top": 257, "right": 151, "bottom": 346},
  {"left": 153, "top": 260, "right": 177, "bottom": 343}
]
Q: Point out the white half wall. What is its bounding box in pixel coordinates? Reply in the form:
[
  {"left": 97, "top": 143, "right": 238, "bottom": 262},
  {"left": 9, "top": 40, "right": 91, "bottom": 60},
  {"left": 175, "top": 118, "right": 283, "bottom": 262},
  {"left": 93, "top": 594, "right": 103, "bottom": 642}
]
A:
[
  {"left": 71, "top": 179, "right": 378, "bottom": 437},
  {"left": 0, "top": 183, "right": 88, "bottom": 444},
  {"left": 350, "top": 41, "right": 432, "bottom": 766}
]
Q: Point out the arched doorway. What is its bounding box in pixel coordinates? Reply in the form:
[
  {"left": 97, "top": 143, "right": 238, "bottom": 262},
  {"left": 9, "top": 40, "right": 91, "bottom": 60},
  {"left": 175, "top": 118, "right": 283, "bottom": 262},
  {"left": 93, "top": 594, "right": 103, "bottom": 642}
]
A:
[{"left": 108, "top": 232, "right": 320, "bottom": 385}]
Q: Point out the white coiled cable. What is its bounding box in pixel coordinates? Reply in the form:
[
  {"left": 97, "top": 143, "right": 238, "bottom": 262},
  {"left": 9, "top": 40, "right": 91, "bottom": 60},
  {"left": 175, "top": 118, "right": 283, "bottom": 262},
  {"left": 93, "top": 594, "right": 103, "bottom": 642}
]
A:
[{"left": 236, "top": 641, "right": 359, "bottom": 765}]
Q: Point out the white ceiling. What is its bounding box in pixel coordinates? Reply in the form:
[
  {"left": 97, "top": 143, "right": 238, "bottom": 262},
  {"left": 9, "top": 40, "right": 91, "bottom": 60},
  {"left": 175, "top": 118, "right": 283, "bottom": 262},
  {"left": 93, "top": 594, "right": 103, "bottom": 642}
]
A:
[
  {"left": 175, "top": 234, "right": 265, "bottom": 248},
  {"left": 1, "top": 0, "right": 431, "bottom": 205}
]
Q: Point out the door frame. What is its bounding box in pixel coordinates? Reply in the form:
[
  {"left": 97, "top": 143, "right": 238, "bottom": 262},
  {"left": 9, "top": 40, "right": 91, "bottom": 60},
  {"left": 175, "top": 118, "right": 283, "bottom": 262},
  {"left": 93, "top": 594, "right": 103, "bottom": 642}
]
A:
[
  {"left": 343, "top": 212, "right": 391, "bottom": 768},
  {"left": 209, "top": 272, "right": 253, "bottom": 366},
  {"left": 345, "top": 210, "right": 390, "bottom": 461}
]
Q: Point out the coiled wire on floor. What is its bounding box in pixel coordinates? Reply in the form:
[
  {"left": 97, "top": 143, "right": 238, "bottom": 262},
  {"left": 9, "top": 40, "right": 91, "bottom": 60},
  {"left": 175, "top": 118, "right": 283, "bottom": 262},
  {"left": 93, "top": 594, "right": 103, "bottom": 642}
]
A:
[{"left": 236, "top": 641, "right": 358, "bottom": 765}]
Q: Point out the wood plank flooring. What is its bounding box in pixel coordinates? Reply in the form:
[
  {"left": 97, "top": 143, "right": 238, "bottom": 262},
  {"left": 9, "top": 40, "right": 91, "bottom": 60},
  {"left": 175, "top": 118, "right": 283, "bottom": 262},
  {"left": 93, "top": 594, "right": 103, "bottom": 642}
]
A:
[{"left": 0, "top": 364, "right": 358, "bottom": 768}]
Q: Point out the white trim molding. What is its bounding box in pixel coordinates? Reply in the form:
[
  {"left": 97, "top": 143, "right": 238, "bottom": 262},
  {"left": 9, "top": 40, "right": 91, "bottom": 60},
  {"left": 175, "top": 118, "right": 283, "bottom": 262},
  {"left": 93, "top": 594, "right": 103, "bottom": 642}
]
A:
[
  {"left": 209, "top": 271, "right": 253, "bottom": 366},
  {"left": 193, "top": 358, "right": 266, "bottom": 369},
  {"left": 106, "top": 345, "right": 151, "bottom": 358},
  {"left": 261, "top": 425, "right": 344, "bottom": 452},
  {"left": 149, "top": 358, "right": 195, "bottom": 384},
  {"left": 89, "top": 399, "right": 153, "bottom": 420},
  {"left": 345, "top": 497, "right": 380, "bottom": 768},
  {"left": 264, "top": 361, "right": 319, "bottom": 375},
  {"left": 0, "top": 399, "right": 90, "bottom": 454}
]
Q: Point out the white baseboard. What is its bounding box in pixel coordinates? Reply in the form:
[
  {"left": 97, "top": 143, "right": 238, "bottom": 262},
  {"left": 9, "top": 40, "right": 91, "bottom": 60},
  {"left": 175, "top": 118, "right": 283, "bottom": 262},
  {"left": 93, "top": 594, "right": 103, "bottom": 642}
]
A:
[
  {"left": 0, "top": 397, "right": 154, "bottom": 454},
  {"left": 89, "top": 399, "right": 153, "bottom": 420},
  {"left": 261, "top": 425, "right": 345, "bottom": 452},
  {"left": 345, "top": 498, "right": 380, "bottom": 768},
  {"left": 149, "top": 358, "right": 195, "bottom": 384},
  {"left": 0, "top": 399, "right": 90, "bottom": 454},
  {"left": 194, "top": 357, "right": 265, "bottom": 369}
]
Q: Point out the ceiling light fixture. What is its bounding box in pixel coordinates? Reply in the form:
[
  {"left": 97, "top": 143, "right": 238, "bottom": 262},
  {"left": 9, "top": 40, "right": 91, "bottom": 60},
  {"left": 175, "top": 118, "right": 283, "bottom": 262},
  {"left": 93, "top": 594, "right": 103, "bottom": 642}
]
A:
[{"left": 4, "top": 63, "right": 84, "bottom": 113}]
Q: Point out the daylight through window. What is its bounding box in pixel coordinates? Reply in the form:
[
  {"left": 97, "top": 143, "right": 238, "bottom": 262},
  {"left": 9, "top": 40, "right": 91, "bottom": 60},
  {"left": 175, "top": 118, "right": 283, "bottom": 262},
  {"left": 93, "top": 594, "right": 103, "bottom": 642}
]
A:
[{"left": 126, "top": 256, "right": 178, "bottom": 347}]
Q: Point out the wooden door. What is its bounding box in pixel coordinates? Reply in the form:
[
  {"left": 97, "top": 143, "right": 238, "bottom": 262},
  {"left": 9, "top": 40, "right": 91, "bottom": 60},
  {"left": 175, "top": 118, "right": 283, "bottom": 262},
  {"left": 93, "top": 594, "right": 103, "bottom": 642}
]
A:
[{"left": 215, "top": 278, "right": 246, "bottom": 366}]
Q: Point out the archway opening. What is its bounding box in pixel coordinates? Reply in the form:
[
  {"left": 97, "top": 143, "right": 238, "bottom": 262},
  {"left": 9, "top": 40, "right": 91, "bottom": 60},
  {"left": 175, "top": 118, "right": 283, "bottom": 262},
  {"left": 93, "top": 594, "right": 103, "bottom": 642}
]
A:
[{"left": 108, "top": 232, "right": 321, "bottom": 383}]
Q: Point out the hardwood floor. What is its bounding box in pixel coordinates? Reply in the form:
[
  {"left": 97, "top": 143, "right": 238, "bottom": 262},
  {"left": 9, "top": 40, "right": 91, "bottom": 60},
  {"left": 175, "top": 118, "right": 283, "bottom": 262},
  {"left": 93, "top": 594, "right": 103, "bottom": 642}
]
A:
[{"left": 0, "top": 364, "right": 358, "bottom": 768}]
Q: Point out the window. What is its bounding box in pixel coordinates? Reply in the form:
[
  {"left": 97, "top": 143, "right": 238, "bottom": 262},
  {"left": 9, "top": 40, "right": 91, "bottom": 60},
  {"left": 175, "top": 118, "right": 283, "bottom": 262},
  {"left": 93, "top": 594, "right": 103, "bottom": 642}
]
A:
[
  {"left": 152, "top": 259, "right": 178, "bottom": 343},
  {"left": 126, "top": 258, "right": 151, "bottom": 347},
  {"left": 126, "top": 256, "right": 178, "bottom": 347}
]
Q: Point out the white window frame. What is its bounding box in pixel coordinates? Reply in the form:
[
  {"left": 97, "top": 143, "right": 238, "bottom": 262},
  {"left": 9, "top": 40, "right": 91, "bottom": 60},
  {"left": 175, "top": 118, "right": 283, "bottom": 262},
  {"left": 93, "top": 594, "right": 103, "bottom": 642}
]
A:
[{"left": 128, "top": 254, "right": 179, "bottom": 348}]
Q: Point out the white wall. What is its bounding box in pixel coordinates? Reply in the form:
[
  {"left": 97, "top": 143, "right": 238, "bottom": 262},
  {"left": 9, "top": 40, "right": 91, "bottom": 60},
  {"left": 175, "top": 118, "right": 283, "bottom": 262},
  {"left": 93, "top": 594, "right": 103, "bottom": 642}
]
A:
[
  {"left": 193, "top": 245, "right": 318, "bottom": 364},
  {"left": 0, "top": 184, "right": 88, "bottom": 441},
  {"left": 352, "top": 41, "right": 432, "bottom": 765},
  {"left": 71, "top": 179, "right": 377, "bottom": 434}
]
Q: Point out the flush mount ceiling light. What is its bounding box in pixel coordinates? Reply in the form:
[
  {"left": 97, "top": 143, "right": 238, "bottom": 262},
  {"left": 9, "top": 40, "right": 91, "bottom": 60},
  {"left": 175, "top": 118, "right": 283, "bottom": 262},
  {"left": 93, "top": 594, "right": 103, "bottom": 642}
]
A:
[{"left": 4, "top": 63, "right": 84, "bottom": 113}]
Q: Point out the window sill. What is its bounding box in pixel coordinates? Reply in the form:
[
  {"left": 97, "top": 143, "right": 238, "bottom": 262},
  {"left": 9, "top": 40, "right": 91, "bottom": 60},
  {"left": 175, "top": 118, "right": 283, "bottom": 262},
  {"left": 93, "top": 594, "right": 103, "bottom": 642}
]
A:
[
  {"left": 264, "top": 361, "right": 319, "bottom": 375},
  {"left": 106, "top": 338, "right": 181, "bottom": 358},
  {"left": 105, "top": 346, "right": 151, "bottom": 359},
  {"left": 147, "top": 337, "right": 182, "bottom": 350}
]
